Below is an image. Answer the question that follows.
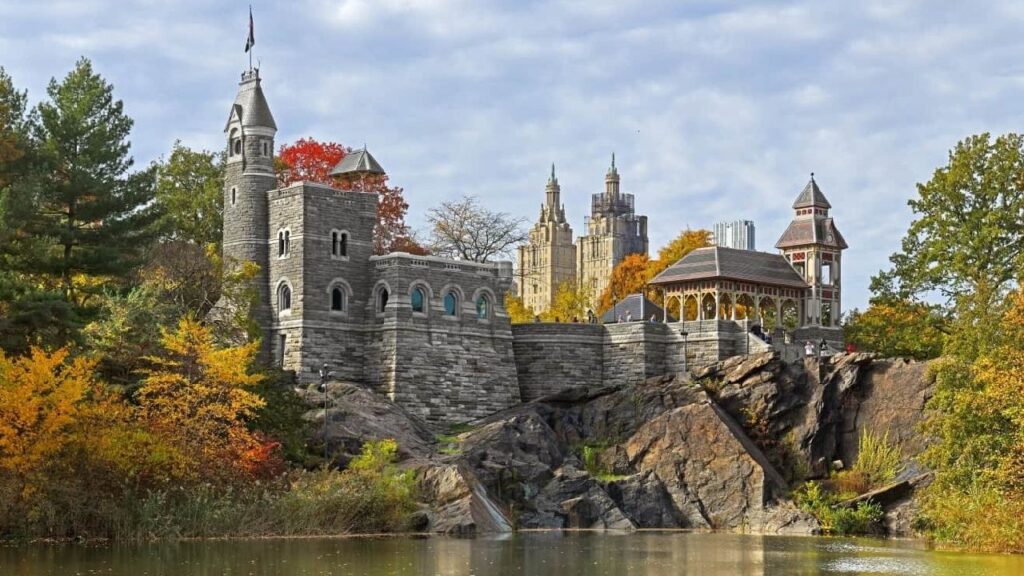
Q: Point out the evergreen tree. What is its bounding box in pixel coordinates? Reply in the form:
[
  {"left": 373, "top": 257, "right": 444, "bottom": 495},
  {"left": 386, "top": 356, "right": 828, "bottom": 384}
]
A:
[
  {"left": 26, "top": 58, "right": 157, "bottom": 307},
  {"left": 0, "top": 67, "right": 75, "bottom": 353}
]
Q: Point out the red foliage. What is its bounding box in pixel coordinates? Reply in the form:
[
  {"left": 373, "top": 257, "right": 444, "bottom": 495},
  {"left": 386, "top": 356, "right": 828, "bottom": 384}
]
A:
[
  {"left": 276, "top": 138, "right": 345, "bottom": 185},
  {"left": 276, "top": 137, "right": 427, "bottom": 255}
]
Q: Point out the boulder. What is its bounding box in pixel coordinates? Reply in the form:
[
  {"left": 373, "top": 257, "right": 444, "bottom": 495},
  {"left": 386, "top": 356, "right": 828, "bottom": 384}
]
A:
[
  {"left": 623, "top": 392, "right": 788, "bottom": 529},
  {"left": 606, "top": 472, "right": 681, "bottom": 528},
  {"left": 300, "top": 381, "right": 435, "bottom": 466}
]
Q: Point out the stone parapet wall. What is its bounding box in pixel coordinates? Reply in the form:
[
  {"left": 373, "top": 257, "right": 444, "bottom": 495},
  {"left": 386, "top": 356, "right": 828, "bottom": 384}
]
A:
[
  {"left": 511, "top": 324, "right": 605, "bottom": 400},
  {"left": 512, "top": 320, "right": 751, "bottom": 401}
]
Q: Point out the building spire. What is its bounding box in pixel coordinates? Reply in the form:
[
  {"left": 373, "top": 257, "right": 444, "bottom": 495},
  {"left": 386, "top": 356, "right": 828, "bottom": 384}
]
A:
[{"left": 549, "top": 162, "right": 557, "bottom": 184}]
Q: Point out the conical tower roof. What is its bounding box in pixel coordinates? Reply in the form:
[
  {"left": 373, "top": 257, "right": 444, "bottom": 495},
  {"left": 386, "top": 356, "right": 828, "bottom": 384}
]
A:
[
  {"left": 225, "top": 70, "right": 276, "bottom": 131},
  {"left": 792, "top": 174, "right": 831, "bottom": 209}
]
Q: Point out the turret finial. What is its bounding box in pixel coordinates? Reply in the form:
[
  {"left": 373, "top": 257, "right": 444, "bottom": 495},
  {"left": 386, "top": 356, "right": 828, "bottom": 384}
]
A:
[
  {"left": 551, "top": 162, "right": 556, "bottom": 180},
  {"left": 810, "top": 171, "right": 815, "bottom": 181},
  {"left": 612, "top": 152, "right": 616, "bottom": 170}
]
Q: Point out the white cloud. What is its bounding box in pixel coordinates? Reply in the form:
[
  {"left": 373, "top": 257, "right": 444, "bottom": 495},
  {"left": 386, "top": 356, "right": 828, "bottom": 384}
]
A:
[{"left": 5, "top": 0, "right": 1024, "bottom": 311}]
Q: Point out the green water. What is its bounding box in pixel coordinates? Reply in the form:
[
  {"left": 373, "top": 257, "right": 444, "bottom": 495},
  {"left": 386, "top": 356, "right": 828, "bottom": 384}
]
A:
[{"left": 2, "top": 532, "right": 1021, "bottom": 575}]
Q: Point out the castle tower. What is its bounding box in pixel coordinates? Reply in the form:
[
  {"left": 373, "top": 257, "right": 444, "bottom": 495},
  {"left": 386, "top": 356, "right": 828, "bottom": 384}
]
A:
[
  {"left": 576, "top": 154, "right": 649, "bottom": 306},
  {"left": 516, "top": 164, "right": 577, "bottom": 313},
  {"left": 222, "top": 69, "right": 278, "bottom": 345},
  {"left": 775, "top": 174, "right": 847, "bottom": 327}
]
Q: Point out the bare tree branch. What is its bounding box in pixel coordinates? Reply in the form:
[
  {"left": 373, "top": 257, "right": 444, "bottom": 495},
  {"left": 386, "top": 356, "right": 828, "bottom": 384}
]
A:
[{"left": 426, "top": 195, "right": 527, "bottom": 263}]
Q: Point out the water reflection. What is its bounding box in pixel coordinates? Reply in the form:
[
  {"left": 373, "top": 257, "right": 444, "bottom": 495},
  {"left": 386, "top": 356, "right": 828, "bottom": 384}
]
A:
[{"left": 1, "top": 532, "right": 1022, "bottom": 576}]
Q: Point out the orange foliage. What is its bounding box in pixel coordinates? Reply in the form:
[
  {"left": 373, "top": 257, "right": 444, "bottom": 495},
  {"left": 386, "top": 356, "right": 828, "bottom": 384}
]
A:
[
  {"left": 597, "top": 253, "right": 652, "bottom": 314},
  {"left": 596, "top": 229, "right": 712, "bottom": 315}
]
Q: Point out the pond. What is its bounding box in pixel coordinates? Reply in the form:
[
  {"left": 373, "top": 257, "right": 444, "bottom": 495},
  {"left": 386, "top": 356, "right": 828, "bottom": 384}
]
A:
[{"left": 2, "top": 532, "right": 1021, "bottom": 575}]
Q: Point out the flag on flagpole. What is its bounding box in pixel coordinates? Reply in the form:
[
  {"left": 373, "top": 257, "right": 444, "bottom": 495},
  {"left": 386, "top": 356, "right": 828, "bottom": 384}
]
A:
[{"left": 245, "top": 6, "right": 255, "bottom": 52}]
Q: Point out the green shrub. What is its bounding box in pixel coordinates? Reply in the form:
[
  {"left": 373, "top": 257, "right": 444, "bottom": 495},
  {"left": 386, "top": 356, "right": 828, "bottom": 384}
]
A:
[{"left": 793, "top": 481, "right": 883, "bottom": 536}]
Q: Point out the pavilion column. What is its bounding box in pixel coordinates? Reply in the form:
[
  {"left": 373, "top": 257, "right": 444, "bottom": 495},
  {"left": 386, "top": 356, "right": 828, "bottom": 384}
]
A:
[
  {"left": 714, "top": 290, "right": 721, "bottom": 321},
  {"left": 753, "top": 294, "right": 761, "bottom": 324},
  {"left": 730, "top": 292, "right": 737, "bottom": 321},
  {"left": 776, "top": 300, "right": 782, "bottom": 328},
  {"left": 697, "top": 293, "right": 703, "bottom": 321}
]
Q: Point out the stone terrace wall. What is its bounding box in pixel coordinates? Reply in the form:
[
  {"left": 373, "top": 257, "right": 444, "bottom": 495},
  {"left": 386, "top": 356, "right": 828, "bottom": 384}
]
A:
[
  {"left": 512, "top": 320, "right": 749, "bottom": 400},
  {"left": 511, "top": 324, "right": 605, "bottom": 401}
]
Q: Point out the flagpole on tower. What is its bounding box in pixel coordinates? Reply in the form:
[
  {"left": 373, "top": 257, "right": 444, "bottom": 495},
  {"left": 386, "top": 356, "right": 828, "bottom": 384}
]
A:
[{"left": 245, "top": 5, "right": 256, "bottom": 72}]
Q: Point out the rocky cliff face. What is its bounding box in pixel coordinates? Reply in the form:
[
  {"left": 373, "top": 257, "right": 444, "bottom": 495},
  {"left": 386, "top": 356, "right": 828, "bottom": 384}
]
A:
[{"left": 301, "top": 352, "right": 933, "bottom": 537}]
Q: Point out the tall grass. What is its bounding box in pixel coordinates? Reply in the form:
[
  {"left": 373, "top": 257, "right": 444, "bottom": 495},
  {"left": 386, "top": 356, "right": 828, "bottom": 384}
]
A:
[
  {"left": 1, "top": 440, "right": 418, "bottom": 542},
  {"left": 833, "top": 429, "right": 904, "bottom": 496}
]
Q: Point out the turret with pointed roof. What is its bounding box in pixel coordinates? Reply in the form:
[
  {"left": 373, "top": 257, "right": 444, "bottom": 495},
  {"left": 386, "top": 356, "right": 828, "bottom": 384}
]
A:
[
  {"left": 222, "top": 68, "right": 279, "bottom": 357},
  {"left": 775, "top": 174, "right": 846, "bottom": 328}
]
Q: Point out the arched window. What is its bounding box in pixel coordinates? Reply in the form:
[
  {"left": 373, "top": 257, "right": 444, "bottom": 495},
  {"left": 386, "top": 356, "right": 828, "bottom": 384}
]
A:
[
  {"left": 233, "top": 138, "right": 242, "bottom": 156},
  {"left": 411, "top": 287, "right": 426, "bottom": 313},
  {"left": 476, "top": 295, "right": 489, "bottom": 320},
  {"left": 331, "top": 287, "right": 344, "bottom": 311},
  {"left": 379, "top": 289, "right": 389, "bottom": 313},
  {"left": 278, "top": 284, "right": 292, "bottom": 311},
  {"left": 332, "top": 231, "right": 349, "bottom": 257},
  {"left": 444, "top": 292, "right": 458, "bottom": 316},
  {"left": 279, "top": 230, "right": 290, "bottom": 257}
]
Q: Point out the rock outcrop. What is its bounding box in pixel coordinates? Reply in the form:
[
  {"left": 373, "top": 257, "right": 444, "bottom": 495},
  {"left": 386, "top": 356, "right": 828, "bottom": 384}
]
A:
[{"left": 301, "top": 352, "right": 934, "bottom": 537}]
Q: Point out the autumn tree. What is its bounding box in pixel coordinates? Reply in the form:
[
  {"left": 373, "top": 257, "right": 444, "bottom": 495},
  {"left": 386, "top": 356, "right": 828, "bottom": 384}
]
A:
[
  {"left": 427, "top": 195, "right": 527, "bottom": 262},
  {"left": 0, "top": 348, "right": 99, "bottom": 500},
  {"left": 504, "top": 294, "right": 536, "bottom": 324},
  {"left": 138, "top": 318, "right": 269, "bottom": 484},
  {"left": 540, "top": 280, "right": 593, "bottom": 322},
  {"left": 276, "top": 137, "right": 345, "bottom": 185},
  {"left": 596, "top": 229, "right": 711, "bottom": 315},
  {"left": 276, "top": 137, "right": 424, "bottom": 255},
  {"left": 919, "top": 286, "right": 1024, "bottom": 552},
  {"left": 597, "top": 253, "right": 652, "bottom": 314},
  {"left": 655, "top": 229, "right": 713, "bottom": 272}
]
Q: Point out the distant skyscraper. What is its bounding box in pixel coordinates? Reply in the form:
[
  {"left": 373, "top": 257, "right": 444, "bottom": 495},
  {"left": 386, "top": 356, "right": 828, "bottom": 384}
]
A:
[{"left": 713, "top": 220, "right": 756, "bottom": 251}]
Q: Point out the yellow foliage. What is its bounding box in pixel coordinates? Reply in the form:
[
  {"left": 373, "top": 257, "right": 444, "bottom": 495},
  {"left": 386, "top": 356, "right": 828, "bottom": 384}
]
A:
[
  {"left": 504, "top": 294, "right": 535, "bottom": 324},
  {"left": 139, "top": 318, "right": 266, "bottom": 483},
  {"left": 0, "top": 348, "right": 97, "bottom": 497},
  {"left": 540, "top": 280, "right": 593, "bottom": 322}
]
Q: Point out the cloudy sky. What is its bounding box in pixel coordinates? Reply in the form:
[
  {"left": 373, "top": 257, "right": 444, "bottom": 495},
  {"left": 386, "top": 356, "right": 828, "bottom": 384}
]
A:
[{"left": 2, "top": 0, "right": 1023, "bottom": 311}]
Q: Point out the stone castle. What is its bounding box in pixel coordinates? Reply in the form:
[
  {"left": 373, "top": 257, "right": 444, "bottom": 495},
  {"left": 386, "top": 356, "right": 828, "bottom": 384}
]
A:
[
  {"left": 516, "top": 158, "right": 648, "bottom": 312},
  {"left": 222, "top": 68, "right": 846, "bottom": 426}
]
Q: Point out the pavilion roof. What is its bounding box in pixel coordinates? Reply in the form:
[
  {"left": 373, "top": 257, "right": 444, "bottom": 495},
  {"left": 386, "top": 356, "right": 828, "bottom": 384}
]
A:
[
  {"left": 601, "top": 293, "right": 676, "bottom": 323},
  {"left": 650, "top": 246, "right": 808, "bottom": 289}
]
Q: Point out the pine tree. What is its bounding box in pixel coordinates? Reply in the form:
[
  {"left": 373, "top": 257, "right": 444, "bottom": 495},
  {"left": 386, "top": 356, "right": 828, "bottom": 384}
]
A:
[
  {"left": 0, "top": 67, "right": 76, "bottom": 353},
  {"left": 26, "top": 58, "right": 158, "bottom": 307}
]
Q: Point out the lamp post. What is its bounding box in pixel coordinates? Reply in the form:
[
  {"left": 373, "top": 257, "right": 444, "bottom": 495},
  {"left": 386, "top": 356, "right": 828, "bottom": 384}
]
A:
[
  {"left": 612, "top": 292, "right": 619, "bottom": 323},
  {"left": 818, "top": 338, "right": 828, "bottom": 361},
  {"left": 680, "top": 330, "right": 689, "bottom": 375},
  {"left": 317, "top": 363, "right": 332, "bottom": 464}
]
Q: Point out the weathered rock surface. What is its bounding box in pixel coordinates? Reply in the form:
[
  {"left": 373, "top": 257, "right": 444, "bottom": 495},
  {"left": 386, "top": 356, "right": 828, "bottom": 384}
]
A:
[{"left": 303, "top": 352, "right": 933, "bottom": 538}]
